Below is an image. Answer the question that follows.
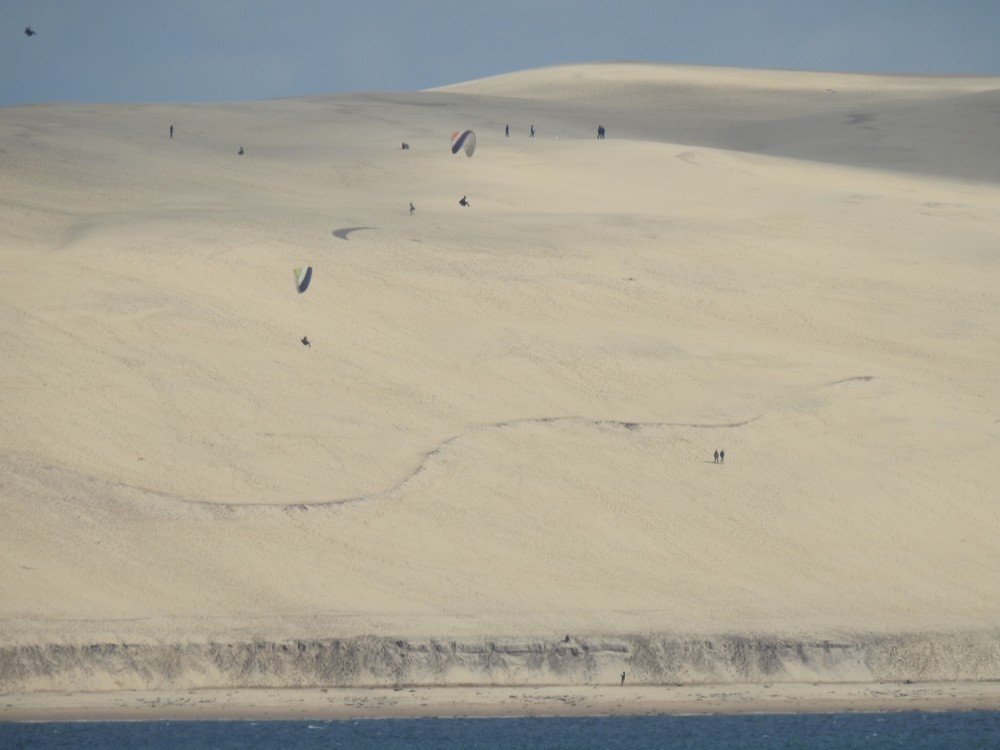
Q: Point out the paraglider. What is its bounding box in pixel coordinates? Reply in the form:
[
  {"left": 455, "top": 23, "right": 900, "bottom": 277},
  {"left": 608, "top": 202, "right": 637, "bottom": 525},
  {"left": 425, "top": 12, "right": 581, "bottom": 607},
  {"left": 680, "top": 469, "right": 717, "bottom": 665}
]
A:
[
  {"left": 451, "top": 129, "right": 476, "bottom": 157},
  {"left": 293, "top": 266, "right": 312, "bottom": 294},
  {"left": 24, "top": 26, "right": 37, "bottom": 37}
]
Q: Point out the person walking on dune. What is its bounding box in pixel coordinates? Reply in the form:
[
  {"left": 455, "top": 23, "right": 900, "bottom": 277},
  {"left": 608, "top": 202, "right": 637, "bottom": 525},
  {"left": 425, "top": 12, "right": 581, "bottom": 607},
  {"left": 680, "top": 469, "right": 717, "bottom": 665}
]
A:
[
  {"left": 459, "top": 195, "right": 470, "bottom": 207},
  {"left": 620, "top": 671, "right": 626, "bottom": 686},
  {"left": 714, "top": 450, "right": 719, "bottom": 464},
  {"left": 720, "top": 449, "right": 725, "bottom": 464},
  {"left": 530, "top": 124, "right": 535, "bottom": 138}
]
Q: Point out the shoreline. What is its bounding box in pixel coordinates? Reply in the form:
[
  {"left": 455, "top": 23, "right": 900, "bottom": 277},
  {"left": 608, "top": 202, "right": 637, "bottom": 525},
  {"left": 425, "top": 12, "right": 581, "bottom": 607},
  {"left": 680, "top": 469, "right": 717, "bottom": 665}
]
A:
[{"left": 5, "top": 682, "right": 1000, "bottom": 722}]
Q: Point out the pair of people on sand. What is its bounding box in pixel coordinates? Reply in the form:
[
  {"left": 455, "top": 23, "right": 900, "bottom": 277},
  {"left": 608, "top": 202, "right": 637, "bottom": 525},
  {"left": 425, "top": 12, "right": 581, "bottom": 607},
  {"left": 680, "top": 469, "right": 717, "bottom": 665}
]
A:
[
  {"left": 503, "top": 124, "right": 535, "bottom": 138},
  {"left": 713, "top": 449, "right": 725, "bottom": 464}
]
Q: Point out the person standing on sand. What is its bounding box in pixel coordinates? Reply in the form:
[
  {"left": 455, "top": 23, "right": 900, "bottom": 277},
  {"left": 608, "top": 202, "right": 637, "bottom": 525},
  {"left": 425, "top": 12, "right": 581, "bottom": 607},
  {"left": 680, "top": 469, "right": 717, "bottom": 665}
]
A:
[
  {"left": 620, "top": 671, "right": 626, "bottom": 686},
  {"left": 720, "top": 449, "right": 725, "bottom": 464},
  {"left": 530, "top": 124, "right": 535, "bottom": 138},
  {"left": 714, "top": 450, "right": 719, "bottom": 464},
  {"left": 505, "top": 124, "right": 509, "bottom": 137},
  {"left": 169, "top": 124, "right": 173, "bottom": 138}
]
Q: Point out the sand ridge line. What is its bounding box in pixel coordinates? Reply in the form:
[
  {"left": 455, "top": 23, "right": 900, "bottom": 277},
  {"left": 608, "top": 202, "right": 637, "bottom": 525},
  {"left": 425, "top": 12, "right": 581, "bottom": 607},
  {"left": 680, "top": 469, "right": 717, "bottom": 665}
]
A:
[{"left": 98, "top": 413, "right": 761, "bottom": 512}]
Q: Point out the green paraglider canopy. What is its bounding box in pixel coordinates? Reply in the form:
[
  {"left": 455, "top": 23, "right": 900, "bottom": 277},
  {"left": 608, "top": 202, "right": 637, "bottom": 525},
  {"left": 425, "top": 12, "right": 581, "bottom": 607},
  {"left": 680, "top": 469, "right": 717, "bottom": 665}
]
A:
[{"left": 293, "top": 266, "right": 312, "bottom": 294}]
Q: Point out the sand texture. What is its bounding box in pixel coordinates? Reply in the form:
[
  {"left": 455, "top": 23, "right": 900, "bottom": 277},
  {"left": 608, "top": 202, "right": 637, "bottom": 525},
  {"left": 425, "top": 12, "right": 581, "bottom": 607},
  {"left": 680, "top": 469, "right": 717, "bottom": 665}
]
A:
[
  {"left": 2, "top": 62, "right": 1000, "bottom": 708},
  {"left": 7, "top": 682, "right": 1000, "bottom": 722}
]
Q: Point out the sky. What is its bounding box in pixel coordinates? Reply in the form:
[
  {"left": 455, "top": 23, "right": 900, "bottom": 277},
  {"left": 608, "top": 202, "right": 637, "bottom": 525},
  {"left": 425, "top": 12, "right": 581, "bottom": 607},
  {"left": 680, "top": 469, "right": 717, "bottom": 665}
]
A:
[{"left": 3, "top": 0, "right": 1000, "bottom": 106}]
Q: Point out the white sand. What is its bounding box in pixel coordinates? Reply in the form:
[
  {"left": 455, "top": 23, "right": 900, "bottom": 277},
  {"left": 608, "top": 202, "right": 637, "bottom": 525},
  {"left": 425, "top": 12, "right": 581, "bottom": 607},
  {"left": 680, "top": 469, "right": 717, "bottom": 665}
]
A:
[{"left": 2, "top": 62, "right": 1000, "bottom": 702}]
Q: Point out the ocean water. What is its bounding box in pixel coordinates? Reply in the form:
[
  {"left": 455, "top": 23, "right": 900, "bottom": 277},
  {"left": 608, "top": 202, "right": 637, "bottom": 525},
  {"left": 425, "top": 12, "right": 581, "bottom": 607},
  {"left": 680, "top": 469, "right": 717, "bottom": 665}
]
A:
[{"left": 3, "top": 711, "right": 1000, "bottom": 749}]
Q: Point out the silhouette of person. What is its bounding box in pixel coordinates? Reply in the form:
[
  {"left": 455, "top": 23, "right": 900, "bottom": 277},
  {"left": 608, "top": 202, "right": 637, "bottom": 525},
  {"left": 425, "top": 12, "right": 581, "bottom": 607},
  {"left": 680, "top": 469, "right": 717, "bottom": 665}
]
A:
[
  {"left": 620, "top": 671, "right": 626, "bottom": 686},
  {"left": 505, "top": 124, "right": 510, "bottom": 137},
  {"left": 238, "top": 146, "right": 244, "bottom": 155},
  {"left": 459, "top": 195, "right": 469, "bottom": 207},
  {"left": 169, "top": 124, "right": 173, "bottom": 139},
  {"left": 301, "top": 336, "right": 310, "bottom": 347},
  {"left": 25, "top": 26, "right": 37, "bottom": 37},
  {"left": 409, "top": 202, "right": 415, "bottom": 215},
  {"left": 530, "top": 125, "right": 535, "bottom": 138},
  {"left": 714, "top": 450, "right": 719, "bottom": 464},
  {"left": 720, "top": 449, "right": 725, "bottom": 464}
]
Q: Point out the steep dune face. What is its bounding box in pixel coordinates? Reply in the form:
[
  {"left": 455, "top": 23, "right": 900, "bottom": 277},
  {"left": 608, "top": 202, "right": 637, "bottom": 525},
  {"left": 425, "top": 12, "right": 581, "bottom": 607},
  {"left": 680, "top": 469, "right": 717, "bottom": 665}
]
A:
[
  {"left": 6, "top": 633, "right": 1000, "bottom": 692},
  {"left": 2, "top": 64, "right": 999, "bottom": 690}
]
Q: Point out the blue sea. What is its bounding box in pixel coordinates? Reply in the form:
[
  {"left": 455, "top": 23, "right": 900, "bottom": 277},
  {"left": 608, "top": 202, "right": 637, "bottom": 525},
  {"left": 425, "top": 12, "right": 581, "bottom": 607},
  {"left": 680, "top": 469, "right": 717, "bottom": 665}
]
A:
[{"left": 4, "top": 712, "right": 1000, "bottom": 749}]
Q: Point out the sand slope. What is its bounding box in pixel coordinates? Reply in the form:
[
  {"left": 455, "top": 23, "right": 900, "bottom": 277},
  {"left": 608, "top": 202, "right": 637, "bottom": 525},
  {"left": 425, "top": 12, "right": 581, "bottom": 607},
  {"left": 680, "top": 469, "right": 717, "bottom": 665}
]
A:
[{"left": 2, "top": 63, "right": 999, "bottom": 691}]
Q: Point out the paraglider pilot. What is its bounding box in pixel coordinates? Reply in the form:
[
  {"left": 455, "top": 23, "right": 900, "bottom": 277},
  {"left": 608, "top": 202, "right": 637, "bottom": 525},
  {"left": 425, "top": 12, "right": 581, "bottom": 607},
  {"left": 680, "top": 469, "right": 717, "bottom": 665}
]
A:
[
  {"left": 301, "top": 336, "right": 310, "bottom": 347},
  {"left": 459, "top": 195, "right": 470, "bottom": 207}
]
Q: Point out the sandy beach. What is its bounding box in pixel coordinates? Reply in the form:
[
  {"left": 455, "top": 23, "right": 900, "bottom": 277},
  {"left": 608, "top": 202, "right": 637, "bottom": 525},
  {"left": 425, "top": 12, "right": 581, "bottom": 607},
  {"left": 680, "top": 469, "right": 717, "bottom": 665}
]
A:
[
  {"left": 7, "top": 681, "right": 1000, "bottom": 722},
  {"left": 2, "top": 62, "right": 999, "bottom": 716}
]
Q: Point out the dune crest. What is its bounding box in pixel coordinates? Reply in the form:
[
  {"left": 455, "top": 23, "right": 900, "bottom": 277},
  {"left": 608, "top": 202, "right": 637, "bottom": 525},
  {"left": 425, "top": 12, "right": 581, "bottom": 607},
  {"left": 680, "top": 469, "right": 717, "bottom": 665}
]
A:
[{"left": 433, "top": 61, "right": 1000, "bottom": 98}]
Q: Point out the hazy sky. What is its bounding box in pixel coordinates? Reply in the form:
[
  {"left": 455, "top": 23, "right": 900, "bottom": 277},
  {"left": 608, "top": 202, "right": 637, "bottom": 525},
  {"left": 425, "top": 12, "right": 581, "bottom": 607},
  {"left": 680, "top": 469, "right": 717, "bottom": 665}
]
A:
[{"left": 3, "top": 1, "right": 999, "bottom": 106}]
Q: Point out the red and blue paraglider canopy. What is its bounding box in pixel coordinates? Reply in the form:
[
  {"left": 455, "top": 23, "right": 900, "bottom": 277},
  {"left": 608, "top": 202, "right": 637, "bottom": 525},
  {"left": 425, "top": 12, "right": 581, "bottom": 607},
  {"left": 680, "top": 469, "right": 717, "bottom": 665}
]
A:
[{"left": 451, "top": 129, "right": 476, "bottom": 157}]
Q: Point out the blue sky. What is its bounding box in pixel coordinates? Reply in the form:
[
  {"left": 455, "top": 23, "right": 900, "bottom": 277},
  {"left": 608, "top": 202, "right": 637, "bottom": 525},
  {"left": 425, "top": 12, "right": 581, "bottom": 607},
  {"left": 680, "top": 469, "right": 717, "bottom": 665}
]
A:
[{"left": 3, "top": 1, "right": 999, "bottom": 106}]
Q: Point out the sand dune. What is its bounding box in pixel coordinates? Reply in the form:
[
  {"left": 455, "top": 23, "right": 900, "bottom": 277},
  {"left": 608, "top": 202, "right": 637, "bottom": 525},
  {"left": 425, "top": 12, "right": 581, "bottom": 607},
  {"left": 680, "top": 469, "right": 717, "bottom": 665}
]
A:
[{"left": 2, "top": 62, "right": 999, "bottom": 700}]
